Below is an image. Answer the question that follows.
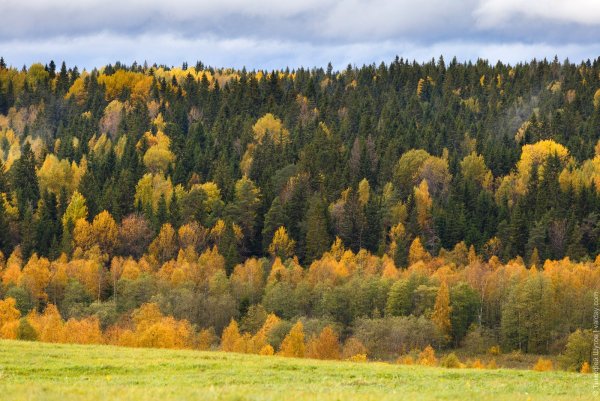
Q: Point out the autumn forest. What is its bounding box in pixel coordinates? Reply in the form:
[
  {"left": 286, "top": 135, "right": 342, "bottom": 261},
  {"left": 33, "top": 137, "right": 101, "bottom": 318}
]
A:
[{"left": 0, "top": 56, "right": 597, "bottom": 371}]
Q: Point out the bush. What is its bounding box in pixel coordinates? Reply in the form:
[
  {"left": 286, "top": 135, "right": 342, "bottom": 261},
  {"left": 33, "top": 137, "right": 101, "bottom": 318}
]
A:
[
  {"left": 488, "top": 345, "right": 501, "bottom": 355},
  {"left": 533, "top": 358, "right": 553, "bottom": 372},
  {"left": 581, "top": 362, "right": 591, "bottom": 373},
  {"left": 342, "top": 337, "right": 368, "bottom": 360},
  {"left": 396, "top": 355, "right": 414, "bottom": 365},
  {"left": 347, "top": 353, "right": 367, "bottom": 362},
  {"left": 440, "top": 352, "right": 462, "bottom": 368},
  {"left": 467, "top": 359, "right": 485, "bottom": 369},
  {"left": 559, "top": 329, "right": 593, "bottom": 371},
  {"left": 417, "top": 346, "right": 437, "bottom": 366}
]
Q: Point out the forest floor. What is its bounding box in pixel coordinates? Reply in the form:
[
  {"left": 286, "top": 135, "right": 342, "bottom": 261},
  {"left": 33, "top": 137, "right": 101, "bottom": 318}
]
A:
[{"left": 0, "top": 340, "right": 593, "bottom": 401}]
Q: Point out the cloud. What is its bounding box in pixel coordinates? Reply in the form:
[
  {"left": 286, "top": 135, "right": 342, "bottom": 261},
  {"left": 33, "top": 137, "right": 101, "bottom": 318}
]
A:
[
  {"left": 0, "top": 0, "right": 599, "bottom": 69},
  {"left": 475, "top": 0, "right": 600, "bottom": 27}
]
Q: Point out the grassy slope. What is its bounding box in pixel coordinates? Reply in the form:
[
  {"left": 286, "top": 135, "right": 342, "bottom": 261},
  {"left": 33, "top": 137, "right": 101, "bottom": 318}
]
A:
[{"left": 0, "top": 340, "right": 592, "bottom": 401}]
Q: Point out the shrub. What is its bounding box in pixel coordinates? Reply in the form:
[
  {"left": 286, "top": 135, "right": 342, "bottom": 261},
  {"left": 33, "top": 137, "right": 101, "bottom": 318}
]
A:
[
  {"left": 581, "top": 362, "right": 591, "bottom": 374},
  {"left": 440, "top": 352, "right": 462, "bottom": 368},
  {"left": 488, "top": 345, "right": 501, "bottom": 355},
  {"left": 259, "top": 344, "right": 274, "bottom": 356},
  {"left": 342, "top": 337, "right": 368, "bottom": 360},
  {"left": 347, "top": 353, "right": 367, "bottom": 362},
  {"left": 396, "top": 355, "right": 414, "bottom": 365},
  {"left": 468, "top": 359, "right": 485, "bottom": 369},
  {"left": 533, "top": 358, "right": 553, "bottom": 372},
  {"left": 417, "top": 346, "right": 437, "bottom": 366}
]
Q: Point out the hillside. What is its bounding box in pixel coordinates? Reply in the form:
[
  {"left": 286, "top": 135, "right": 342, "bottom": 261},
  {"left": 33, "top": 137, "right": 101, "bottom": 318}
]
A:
[{"left": 0, "top": 340, "right": 592, "bottom": 401}]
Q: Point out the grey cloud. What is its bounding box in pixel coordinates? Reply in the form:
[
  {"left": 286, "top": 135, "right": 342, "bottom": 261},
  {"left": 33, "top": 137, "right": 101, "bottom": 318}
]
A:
[{"left": 0, "top": 0, "right": 599, "bottom": 69}]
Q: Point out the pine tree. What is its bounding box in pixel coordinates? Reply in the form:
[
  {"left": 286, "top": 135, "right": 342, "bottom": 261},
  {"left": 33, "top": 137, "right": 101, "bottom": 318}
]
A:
[
  {"left": 11, "top": 143, "right": 39, "bottom": 217},
  {"left": 304, "top": 195, "right": 330, "bottom": 263}
]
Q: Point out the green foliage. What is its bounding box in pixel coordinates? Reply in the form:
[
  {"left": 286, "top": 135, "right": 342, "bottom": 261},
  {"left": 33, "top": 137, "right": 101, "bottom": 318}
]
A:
[
  {"left": 558, "top": 329, "right": 593, "bottom": 371},
  {"left": 16, "top": 318, "right": 38, "bottom": 341}
]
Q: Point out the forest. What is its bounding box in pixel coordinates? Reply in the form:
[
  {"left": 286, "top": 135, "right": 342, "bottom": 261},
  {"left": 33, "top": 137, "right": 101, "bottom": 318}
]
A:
[{"left": 0, "top": 56, "right": 597, "bottom": 369}]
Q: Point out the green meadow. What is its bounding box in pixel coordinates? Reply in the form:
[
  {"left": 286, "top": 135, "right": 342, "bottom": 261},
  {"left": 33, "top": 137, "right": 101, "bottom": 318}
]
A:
[{"left": 0, "top": 340, "right": 592, "bottom": 401}]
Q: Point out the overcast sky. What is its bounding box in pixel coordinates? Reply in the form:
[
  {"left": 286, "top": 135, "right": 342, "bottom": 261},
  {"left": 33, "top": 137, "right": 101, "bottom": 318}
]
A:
[{"left": 2, "top": 0, "right": 600, "bottom": 70}]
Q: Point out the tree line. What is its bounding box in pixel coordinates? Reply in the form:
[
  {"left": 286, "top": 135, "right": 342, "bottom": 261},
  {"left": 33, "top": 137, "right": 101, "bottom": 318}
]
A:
[{"left": 0, "top": 56, "right": 598, "bottom": 368}]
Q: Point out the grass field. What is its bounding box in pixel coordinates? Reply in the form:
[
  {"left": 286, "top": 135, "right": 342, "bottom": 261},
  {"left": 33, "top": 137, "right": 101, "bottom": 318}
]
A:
[{"left": 0, "top": 340, "right": 593, "bottom": 401}]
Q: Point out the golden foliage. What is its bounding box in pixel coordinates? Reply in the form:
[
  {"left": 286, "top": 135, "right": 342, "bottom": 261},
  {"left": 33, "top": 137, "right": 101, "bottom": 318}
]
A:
[
  {"left": 431, "top": 281, "right": 452, "bottom": 341},
  {"left": 268, "top": 226, "right": 296, "bottom": 259},
  {"left": 20, "top": 253, "right": 51, "bottom": 302},
  {"left": 279, "top": 320, "right": 305, "bottom": 358},
  {"left": 306, "top": 326, "right": 341, "bottom": 360},
  {"left": 417, "top": 345, "right": 438, "bottom": 366},
  {"left": 532, "top": 357, "right": 553, "bottom": 372},
  {"left": 252, "top": 113, "right": 290, "bottom": 145},
  {"left": 408, "top": 237, "right": 430, "bottom": 265},
  {"left": 581, "top": 361, "right": 591, "bottom": 373},
  {"left": 221, "top": 319, "right": 242, "bottom": 352},
  {"left": 0, "top": 297, "right": 20, "bottom": 339}
]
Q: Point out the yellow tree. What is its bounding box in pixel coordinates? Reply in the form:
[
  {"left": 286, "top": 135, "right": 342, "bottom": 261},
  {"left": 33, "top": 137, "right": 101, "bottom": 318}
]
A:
[
  {"left": 221, "top": 319, "right": 242, "bottom": 352},
  {"left": 252, "top": 113, "right": 290, "bottom": 145},
  {"left": 73, "top": 218, "right": 95, "bottom": 251},
  {"left": 431, "top": 281, "right": 452, "bottom": 342},
  {"left": 0, "top": 297, "right": 20, "bottom": 339},
  {"left": 148, "top": 223, "right": 178, "bottom": 263},
  {"left": 408, "top": 237, "right": 430, "bottom": 265},
  {"left": 414, "top": 180, "right": 432, "bottom": 231},
  {"left": 357, "top": 178, "right": 370, "bottom": 206},
  {"left": 230, "top": 258, "right": 265, "bottom": 304},
  {"left": 92, "top": 210, "right": 118, "bottom": 255},
  {"left": 268, "top": 226, "right": 296, "bottom": 259},
  {"left": 20, "top": 254, "right": 51, "bottom": 306},
  {"left": 279, "top": 320, "right": 305, "bottom": 358},
  {"left": 248, "top": 313, "right": 280, "bottom": 354},
  {"left": 306, "top": 326, "right": 341, "bottom": 360}
]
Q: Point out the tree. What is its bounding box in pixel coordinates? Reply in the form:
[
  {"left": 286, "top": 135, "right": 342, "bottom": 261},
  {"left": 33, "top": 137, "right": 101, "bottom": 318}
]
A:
[
  {"left": 408, "top": 237, "right": 430, "bottom": 265},
  {"left": 62, "top": 190, "right": 87, "bottom": 222},
  {"left": 91, "top": 211, "right": 118, "bottom": 255},
  {"left": 431, "top": 281, "right": 452, "bottom": 342},
  {"left": 19, "top": 254, "right": 51, "bottom": 307},
  {"left": 252, "top": 114, "right": 289, "bottom": 145},
  {"left": 414, "top": 180, "right": 433, "bottom": 231},
  {"left": 117, "top": 214, "right": 154, "bottom": 258},
  {"left": 0, "top": 297, "right": 21, "bottom": 339},
  {"left": 11, "top": 143, "right": 39, "bottom": 216},
  {"left": 227, "top": 176, "right": 261, "bottom": 253},
  {"left": 261, "top": 197, "right": 286, "bottom": 253},
  {"left": 279, "top": 320, "right": 305, "bottom": 357},
  {"left": 304, "top": 195, "right": 331, "bottom": 263},
  {"left": 449, "top": 282, "right": 480, "bottom": 346},
  {"left": 559, "top": 329, "right": 593, "bottom": 371},
  {"left": 221, "top": 319, "right": 242, "bottom": 352},
  {"left": 306, "top": 325, "right": 341, "bottom": 360},
  {"left": 268, "top": 226, "right": 295, "bottom": 259},
  {"left": 148, "top": 224, "right": 178, "bottom": 263}
]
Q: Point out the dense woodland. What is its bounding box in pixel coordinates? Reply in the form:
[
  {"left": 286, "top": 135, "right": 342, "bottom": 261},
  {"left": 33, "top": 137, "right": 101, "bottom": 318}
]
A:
[{"left": 0, "top": 56, "right": 598, "bottom": 368}]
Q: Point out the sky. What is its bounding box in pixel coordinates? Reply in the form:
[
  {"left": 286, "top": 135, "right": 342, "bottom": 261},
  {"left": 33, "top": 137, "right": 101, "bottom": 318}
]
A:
[{"left": 1, "top": 0, "right": 600, "bottom": 70}]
